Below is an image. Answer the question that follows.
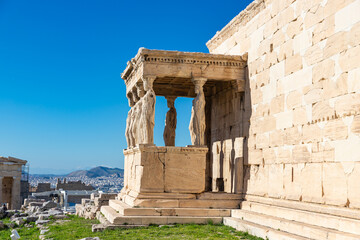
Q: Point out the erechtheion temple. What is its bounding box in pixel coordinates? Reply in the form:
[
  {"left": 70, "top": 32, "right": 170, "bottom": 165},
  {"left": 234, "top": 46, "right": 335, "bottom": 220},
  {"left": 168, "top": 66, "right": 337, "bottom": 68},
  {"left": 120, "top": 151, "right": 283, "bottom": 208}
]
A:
[
  {"left": 93, "top": 0, "right": 360, "bottom": 239},
  {"left": 0, "top": 156, "right": 27, "bottom": 210}
]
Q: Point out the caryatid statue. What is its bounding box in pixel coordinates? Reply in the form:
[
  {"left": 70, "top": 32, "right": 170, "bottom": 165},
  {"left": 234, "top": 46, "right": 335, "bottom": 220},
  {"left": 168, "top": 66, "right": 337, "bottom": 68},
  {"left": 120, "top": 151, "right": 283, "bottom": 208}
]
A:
[
  {"left": 140, "top": 76, "right": 156, "bottom": 144},
  {"left": 189, "top": 78, "right": 207, "bottom": 145},
  {"left": 132, "top": 100, "right": 142, "bottom": 146},
  {"left": 125, "top": 92, "right": 135, "bottom": 148},
  {"left": 163, "top": 96, "right": 177, "bottom": 146},
  {"left": 129, "top": 87, "right": 142, "bottom": 146}
]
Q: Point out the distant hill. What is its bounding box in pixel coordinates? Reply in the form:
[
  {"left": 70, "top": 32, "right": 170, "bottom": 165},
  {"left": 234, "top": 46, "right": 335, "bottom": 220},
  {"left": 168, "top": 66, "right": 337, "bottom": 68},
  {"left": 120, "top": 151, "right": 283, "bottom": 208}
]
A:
[
  {"left": 31, "top": 174, "right": 66, "bottom": 177},
  {"left": 67, "top": 166, "right": 124, "bottom": 178}
]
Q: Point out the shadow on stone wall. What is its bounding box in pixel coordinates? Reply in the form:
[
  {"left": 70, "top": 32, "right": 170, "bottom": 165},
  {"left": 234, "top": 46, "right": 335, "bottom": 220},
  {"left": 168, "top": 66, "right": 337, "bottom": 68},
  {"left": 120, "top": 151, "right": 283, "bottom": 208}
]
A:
[{"left": 209, "top": 66, "right": 252, "bottom": 194}]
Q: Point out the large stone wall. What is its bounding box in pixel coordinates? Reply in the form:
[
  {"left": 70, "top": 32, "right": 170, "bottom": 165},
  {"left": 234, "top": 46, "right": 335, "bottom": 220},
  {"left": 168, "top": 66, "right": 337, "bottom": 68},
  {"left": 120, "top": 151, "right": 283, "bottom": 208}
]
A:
[{"left": 207, "top": 0, "right": 360, "bottom": 209}]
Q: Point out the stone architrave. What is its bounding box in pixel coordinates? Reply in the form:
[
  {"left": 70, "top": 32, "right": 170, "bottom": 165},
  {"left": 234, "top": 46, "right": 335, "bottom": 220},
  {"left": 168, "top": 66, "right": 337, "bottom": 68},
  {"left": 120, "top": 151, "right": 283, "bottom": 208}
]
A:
[
  {"left": 125, "top": 93, "right": 135, "bottom": 148},
  {"left": 189, "top": 78, "right": 207, "bottom": 145},
  {"left": 163, "top": 96, "right": 177, "bottom": 146},
  {"left": 139, "top": 76, "right": 156, "bottom": 145}
]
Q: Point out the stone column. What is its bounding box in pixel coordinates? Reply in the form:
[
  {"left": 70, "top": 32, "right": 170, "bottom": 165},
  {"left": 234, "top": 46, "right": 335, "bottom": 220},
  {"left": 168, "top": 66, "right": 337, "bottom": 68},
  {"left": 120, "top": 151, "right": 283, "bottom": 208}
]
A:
[
  {"left": 0, "top": 177, "right": 3, "bottom": 204},
  {"left": 163, "top": 96, "right": 177, "bottom": 146},
  {"left": 189, "top": 77, "right": 207, "bottom": 146},
  {"left": 11, "top": 176, "right": 21, "bottom": 209},
  {"left": 140, "top": 76, "right": 156, "bottom": 145}
]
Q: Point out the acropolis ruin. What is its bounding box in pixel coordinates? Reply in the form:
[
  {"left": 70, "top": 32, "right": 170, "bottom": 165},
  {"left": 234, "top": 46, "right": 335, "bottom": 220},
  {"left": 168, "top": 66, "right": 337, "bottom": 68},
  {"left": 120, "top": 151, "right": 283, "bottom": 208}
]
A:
[{"left": 77, "top": 0, "right": 360, "bottom": 239}]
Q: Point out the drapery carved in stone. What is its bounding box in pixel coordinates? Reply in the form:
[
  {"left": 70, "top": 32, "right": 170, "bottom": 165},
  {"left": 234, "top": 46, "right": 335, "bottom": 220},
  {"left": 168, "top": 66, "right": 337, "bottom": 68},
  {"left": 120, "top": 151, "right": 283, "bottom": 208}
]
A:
[
  {"left": 133, "top": 101, "right": 142, "bottom": 145},
  {"left": 139, "top": 76, "right": 156, "bottom": 145},
  {"left": 189, "top": 78, "right": 207, "bottom": 146},
  {"left": 163, "top": 96, "right": 177, "bottom": 146},
  {"left": 125, "top": 92, "right": 135, "bottom": 148}
]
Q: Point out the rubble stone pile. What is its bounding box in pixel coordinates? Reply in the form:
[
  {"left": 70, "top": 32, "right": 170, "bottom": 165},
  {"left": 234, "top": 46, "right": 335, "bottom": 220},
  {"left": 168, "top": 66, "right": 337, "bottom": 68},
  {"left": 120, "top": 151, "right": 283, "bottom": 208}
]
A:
[
  {"left": 0, "top": 198, "right": 69, "bottom": 231},
  {"left": 76, "top": 193, "right": 116, "bottom": 219}
]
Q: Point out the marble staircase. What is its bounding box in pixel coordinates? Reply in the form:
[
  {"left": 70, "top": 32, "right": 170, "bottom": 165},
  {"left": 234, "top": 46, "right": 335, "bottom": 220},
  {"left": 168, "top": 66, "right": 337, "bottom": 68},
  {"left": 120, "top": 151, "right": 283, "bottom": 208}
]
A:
[
  {"left": 98, "top": 192, "right": 240, "bottom": 227},
  {"left": 224, "top": 195, "right": 360, "bottom": 240},
  {"left": 96, "top": 193, "right": 360, "bottom": 239}
]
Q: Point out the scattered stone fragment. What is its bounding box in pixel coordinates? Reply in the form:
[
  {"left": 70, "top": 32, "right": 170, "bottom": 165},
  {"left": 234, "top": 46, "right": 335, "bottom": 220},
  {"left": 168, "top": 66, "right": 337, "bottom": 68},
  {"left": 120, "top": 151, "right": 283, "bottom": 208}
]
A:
[
  {"left": 40, "top": 228, "right": 49, "bottom": 235},
  {"left": 24, "top": 223, "right": 33, "bottom": 228},
  {"left": 35, "top": 220, "right": 50, "bottom": 226},
  {"left": 48, "top": 209, "right": 63, "bottom": 216},
  {"left": 25, "top": 216, "right": 38, "bottom": 223},
  {"left": 38, "top": 214, "right": 51, "bottom": 220},
  {"left": 41, "top": 201, "right": 58, "bottom": 210},
  {"left": 6, "top": 222, "right": 16, "bottom": 228},
  {"left": 14, "top": 218, "right": 25, "bottom": 226}
]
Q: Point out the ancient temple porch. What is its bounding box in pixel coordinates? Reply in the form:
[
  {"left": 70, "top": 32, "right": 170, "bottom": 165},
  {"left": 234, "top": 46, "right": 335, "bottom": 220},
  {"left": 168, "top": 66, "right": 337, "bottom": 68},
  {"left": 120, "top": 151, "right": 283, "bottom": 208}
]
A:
[
  {"left": 97, "top": 48, "right": 249, "bottom": 227},
  {"left": 119, "top": 48, "right": 247, "bottom": 202}
]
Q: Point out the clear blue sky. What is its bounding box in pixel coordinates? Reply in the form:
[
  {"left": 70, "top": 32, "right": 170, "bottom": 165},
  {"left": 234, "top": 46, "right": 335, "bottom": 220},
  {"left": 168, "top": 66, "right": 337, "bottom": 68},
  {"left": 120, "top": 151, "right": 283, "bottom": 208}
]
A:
[{"left": 0, "top": 0, "right": 252, "bottom": 174}]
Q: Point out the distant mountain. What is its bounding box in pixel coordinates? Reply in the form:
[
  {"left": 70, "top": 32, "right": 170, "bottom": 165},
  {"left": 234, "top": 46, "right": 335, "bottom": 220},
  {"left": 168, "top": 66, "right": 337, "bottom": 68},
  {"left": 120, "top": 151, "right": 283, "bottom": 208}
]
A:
[
  {"left": 66, "top": 166, "right": 124, "bottom": 178},
  {"left": 31, "top": 174, "right": 66, "bottom": 177}
]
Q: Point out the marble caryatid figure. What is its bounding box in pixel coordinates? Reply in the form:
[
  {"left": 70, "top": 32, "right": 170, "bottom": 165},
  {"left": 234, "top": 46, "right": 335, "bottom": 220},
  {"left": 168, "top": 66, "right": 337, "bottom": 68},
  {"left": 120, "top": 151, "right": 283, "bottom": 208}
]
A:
[
  {"left": 140, "top": 76, "right": 156, "bottom": 144},
  {"left": 125, "top": 92, "right": 135, "bottom": 147},
  {"left": 163, "top": 96, "right": 177, "bottom": 146},
  {"left": 189, "top": 78, "right": 207, "bottom": 145},
  {"left": 129, "top": 87, "right": 141, "bottom": 147}
]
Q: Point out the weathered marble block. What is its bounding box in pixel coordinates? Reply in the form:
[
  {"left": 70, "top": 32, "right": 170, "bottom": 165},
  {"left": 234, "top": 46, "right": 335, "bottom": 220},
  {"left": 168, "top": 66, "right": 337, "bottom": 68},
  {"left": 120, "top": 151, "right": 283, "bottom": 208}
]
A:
[{"left": 123, "top": 144, "right": 207, "bottom": 194}]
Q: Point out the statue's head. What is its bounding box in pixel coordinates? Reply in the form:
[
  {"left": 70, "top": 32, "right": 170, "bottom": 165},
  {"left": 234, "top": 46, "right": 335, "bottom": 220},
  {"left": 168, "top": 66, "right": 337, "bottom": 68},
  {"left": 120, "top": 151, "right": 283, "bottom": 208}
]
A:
[
  {"left": 127, "top": 92, "right": 134, "bottom": 107},
  {"left": 136, "top": 81, "right": 145, "bottom": 98},
  {"left": 132, "top": 87, "right": 139, "bottom": 102},
  {"left": 143, "top": 76, "right": 155, "bottom": 91},
  {"left": 192, "top": 78, "right": 206, "bottom": 95},
  {"left": 166, "top": 96, "right": 176, "bottom": 108}
]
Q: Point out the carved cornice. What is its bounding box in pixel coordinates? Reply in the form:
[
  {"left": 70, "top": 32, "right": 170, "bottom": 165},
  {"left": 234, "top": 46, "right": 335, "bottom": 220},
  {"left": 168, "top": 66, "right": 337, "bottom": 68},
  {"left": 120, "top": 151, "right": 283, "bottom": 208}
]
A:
[
  {"left": 121, "top": 48, "right": 247, "bottom": 98},
  {"left": 206, "top": 0, "right": 265, "bottom": 52},
  {"left": 121, "top": 48, "right": 247, "bottom": 82},
  {"left": 0, "top": 156, "right": 27, "bottom": 165},
  {"left": 124, "top": 145, "right": 209, "bottom": 154}
]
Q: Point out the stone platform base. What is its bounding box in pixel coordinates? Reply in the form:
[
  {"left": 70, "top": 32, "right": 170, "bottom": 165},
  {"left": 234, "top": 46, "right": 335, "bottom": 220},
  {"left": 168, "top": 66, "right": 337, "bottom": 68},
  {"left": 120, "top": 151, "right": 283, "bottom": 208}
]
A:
[
  {"left": 97, "top": 192, "right": 241, "bottom": 228},
  {"left": 119, "top": 192, "right": 242, "bottom": 209},
  {"left": 224, "top": 195, "right": 360, "bottom": 240}
]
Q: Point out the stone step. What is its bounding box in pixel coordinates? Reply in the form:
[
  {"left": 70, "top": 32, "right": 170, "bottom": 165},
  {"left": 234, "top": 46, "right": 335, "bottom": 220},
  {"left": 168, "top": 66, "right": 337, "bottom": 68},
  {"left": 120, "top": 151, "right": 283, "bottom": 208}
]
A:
[
  {"left": 136, "top": 192, "right": 196, "bottom": 199},
  {"left": 132, "top": 198, "right": 240, "bottom": 209},
  {"left": 223, "top": 217, "right": 309, "bottom": 240},
  {"left": 196, "top": 192, "right": 243, "bottom": 200},
  {"left": 232, "top": 209, "right": 360, "bottom": 240},
  {"left": 245, "top": 195, "right": 360, "bottom": 220},
  {"left": 241, "top": 201, "right": 360, "bottom": 235},
  {"left": 109, "top": 199, "right": 231, "bottom": 217},
  {"left": 100, "top": 206, "right": 223, "bottom": 225},
  {"left": 121, "top": 192, "right": 241, "bottom": 209}
]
